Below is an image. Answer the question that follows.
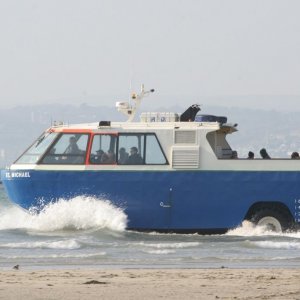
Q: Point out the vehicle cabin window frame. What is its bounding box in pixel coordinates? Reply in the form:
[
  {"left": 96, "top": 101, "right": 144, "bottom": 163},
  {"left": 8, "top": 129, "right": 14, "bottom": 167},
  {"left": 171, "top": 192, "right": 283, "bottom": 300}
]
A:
[
  {"left": 89, "top": 134, "right": 117, "bottom": 165},
  {"left": 40, "top": 132, "right": 90, "bottom": 165},
  {"left": 117, "top": 133, "right": 168, "bottom": 165}
]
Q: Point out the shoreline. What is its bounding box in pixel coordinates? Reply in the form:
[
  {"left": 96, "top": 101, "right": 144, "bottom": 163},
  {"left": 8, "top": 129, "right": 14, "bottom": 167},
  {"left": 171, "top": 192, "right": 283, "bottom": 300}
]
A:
[{"left": 1, "top": 268, "right": 300, "bottom": 299}]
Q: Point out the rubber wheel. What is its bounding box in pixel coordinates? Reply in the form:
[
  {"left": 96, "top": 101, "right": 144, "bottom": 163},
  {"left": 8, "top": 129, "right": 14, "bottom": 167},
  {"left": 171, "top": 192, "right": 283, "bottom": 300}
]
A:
[{"left": 251, "top": 208, "right": 291, "bottom": 232}]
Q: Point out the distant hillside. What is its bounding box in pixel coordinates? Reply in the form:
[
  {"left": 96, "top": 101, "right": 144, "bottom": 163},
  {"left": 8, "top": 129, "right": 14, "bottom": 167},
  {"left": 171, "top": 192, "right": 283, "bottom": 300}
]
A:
[{"left": 0, "top": 103, "right": 299, "bottom": 167}]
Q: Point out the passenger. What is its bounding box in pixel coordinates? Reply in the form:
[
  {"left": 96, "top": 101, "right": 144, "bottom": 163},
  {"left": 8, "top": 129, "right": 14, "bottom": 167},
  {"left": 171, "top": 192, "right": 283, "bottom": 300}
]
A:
[
  {"left": 118, "top": 147, "right": 129, "bottom": 164},
  {"left": 91, "top": 149, "right": 104, "bottom": 163},
  {"left": 291, "top": 152, "right": 300, "bottom": 159},
  {"left": 101, "top": 149, "right": 116, "bottom": 164},
  {"left": 126, "top": 146, "right": 143, "bottom": 164},
  {"left": 65, "top": 136, "right": 80, "bottom": 154},
  {"left": 247, "top": 151, "right": 254, "bottom": 159},
  {"left": 106, "top": 149, "right": 116, "bottom": 163},
  {"left": 260, "top": 148, "right": 271, "bottom": 159},
  {"left": 231, "top": 150, "right": 238, "bottom": 159}
]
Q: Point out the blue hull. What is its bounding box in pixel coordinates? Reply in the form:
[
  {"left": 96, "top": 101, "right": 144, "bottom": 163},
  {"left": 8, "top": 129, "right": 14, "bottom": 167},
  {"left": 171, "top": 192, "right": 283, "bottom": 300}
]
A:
[{"left": 1, "top": 169, "right": 299, "bottom": 231}]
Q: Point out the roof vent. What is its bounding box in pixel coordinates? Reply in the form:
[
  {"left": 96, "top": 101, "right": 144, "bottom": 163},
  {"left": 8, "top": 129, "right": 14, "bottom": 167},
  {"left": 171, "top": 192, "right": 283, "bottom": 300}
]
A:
[
  {"left": 99, "top": 121, "right": 111, "bottom": 127},
  {"left": 140, "top": 112, "right": 179, "bottom": 122},
  {"left": 175, "top": 131, "right": 196, "bottom": 144}
]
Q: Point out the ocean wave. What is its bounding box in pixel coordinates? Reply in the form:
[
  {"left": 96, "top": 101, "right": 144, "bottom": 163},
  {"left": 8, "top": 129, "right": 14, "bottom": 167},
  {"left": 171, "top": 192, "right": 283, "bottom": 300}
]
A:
[
  {"left": 227, "top": 221, "right": 287, "bottom": 237},
  {"left": 144, "top": 249, "right": 176, "bottom": 254},
  {"left": 131, "top": 242, "right": 200, "bottom": 249},
  {"left": 0, "top": 239, "right": 80, "bottom": 250},
  {"left": 0, "top": 252, "right": 107, "bottom": 259},
  {"left": 0, "top": 196, "right": 127, "bottom": 232},
  {"left": 226, "top": 221, "right": 300, "bottom": 239},
  {"left": 251, "top": 241, "right": 300, "bottom": 250}
]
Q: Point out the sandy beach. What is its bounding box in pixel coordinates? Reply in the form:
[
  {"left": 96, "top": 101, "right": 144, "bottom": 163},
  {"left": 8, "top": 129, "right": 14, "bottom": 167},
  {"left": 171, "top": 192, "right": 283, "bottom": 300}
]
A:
[{"left": 1, "top": 268, "right": 300, "bottom": 300}]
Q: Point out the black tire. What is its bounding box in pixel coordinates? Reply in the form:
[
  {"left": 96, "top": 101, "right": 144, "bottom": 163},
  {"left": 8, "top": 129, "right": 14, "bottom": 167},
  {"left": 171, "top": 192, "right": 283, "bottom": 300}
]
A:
[{"left": 251, "top": 207, "right": 292, "bottom": 232}]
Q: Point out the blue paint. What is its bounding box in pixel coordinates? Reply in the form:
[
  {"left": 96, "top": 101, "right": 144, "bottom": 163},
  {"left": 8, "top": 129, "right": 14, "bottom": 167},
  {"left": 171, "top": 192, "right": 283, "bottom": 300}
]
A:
[{"left": 1, "top": 169, "right": 299, "bottom": 231}]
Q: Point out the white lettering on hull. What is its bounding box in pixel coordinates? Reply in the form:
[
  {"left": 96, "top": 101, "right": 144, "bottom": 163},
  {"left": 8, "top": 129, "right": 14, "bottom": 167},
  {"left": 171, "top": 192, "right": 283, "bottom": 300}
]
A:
[{"left": 5, "top": 172, "right": 30, "bottom": 178}]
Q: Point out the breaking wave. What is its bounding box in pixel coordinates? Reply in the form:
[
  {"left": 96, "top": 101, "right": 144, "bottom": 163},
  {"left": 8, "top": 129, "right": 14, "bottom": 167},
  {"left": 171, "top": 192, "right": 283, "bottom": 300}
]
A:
[
  {"left": 226, "top": 220, "right": 300, "bottom": 238},
  {"left": 226, "top": 220, "right": 275, "bottom": 236},
  {"left": 0, "top": 196, "right": 127, "bottom": 232}
]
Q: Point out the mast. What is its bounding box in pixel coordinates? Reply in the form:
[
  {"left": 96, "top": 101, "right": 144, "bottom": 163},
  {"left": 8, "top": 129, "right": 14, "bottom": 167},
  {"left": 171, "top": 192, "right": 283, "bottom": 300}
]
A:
[{"left": 116, "top": 84, "right": 155, "bottom": 122}]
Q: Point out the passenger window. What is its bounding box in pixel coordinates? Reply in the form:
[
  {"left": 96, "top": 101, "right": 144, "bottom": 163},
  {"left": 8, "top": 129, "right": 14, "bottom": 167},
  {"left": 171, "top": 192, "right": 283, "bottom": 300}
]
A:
[
  {"left": 41, "top": 133, "right": 89, "bottom": 164},
  {"left": 118, "top": 134, "right": 144, "bottom": 165},
  {"left": 89, "top": 134, "right": 117, "bottom": 164},
  {"left": 145, "top": 134, "right": 167, "bottom": 164}
]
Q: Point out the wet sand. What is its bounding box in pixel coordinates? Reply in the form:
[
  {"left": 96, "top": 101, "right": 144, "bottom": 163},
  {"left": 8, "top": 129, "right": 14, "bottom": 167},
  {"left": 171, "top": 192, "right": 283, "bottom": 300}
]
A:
[{"left": 1, "top": 268, "right": 300, "bottom": 299}]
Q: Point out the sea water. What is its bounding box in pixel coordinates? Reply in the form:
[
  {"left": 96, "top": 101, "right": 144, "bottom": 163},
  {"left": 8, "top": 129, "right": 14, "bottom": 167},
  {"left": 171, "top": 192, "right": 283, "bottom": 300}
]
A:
[{"left": 0, "top": 184, "right": 300, "bottom": 270}]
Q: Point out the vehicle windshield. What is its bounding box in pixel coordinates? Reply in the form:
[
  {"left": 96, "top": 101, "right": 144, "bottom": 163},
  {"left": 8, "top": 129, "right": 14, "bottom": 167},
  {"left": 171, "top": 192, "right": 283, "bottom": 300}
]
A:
[{"left": 15, "top": 131, "right": 58, "bottom": 164}]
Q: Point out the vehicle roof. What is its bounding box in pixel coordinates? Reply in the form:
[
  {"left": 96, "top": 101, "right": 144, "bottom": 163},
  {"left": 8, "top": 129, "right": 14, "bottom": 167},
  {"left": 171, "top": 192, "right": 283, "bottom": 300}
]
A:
[{"left": 50, "top": 121, "right": 237, "bottom": 133}]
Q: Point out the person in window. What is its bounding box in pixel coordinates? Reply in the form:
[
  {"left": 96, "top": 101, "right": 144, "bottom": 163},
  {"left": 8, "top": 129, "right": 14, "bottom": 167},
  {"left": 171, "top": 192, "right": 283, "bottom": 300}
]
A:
[
  {"left": 247, "top": 151, "right": 254, "bottom": 159},
  {"left": 90, "top": 149, "right": 104, "bottom": 163},
  {"left": 101, "top": 149, "right": 116, "bottom": 164},
  {"left": 260, "top": 148, "right": 271, "bottom": 159},
  {"left": 118, "top": 147, "right": 129, "bottom": 164},
  {"left": 101, "top": 150, "right": 116, "bottom": 164},
  {"left": 126, "top": 146, "right": 143, "bottom": 164},
  {"left": 65, "top": 136, "right": 80, "bottom": 154},
  {"left": 108, "top": 150, "right": 116, "bottom": 163},
  {"left": 291, "top": 152, "right": 300, "bottom": 159}
]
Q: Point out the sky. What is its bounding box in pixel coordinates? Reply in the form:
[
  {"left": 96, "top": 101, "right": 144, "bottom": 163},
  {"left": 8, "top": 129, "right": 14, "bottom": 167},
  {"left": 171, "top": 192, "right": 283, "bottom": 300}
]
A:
[{"left": 0, "top": 0, "right": 300, "bottom": 111}]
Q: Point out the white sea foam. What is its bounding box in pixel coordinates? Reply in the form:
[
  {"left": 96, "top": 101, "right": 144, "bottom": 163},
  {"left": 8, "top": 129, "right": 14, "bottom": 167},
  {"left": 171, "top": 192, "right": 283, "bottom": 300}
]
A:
[
  {"left": 227, "top": 221, "right": 300, "bottom": 238},
  {"left": 132, "top": 242, "right": 200, "bottom": 249},
  {"left": 281, "top": 231, "right": 300, "bottom": 239},
  {"left": 144, "top": 249, "right": 176, "bottom": 254},
  {"left": 251, "top": 241, "right": 300, "bottom": 250},
  {"left": 1, "top": 252, "right": 106, "bottom": 259},
  {"left": 0, "top": 196, "right": 127, "bottom": 232},
  {"left": 226, "top": 221, "right": 283, "bottom": 236},
  {"left": 0, "top": 239, "right": 80, "bottom": 250}
]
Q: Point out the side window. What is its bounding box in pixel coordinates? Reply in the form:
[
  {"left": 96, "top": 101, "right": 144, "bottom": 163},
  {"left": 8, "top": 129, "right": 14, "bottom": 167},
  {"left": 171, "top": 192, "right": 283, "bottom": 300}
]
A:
[
  {"left": 90, "top": 134, "right": 117, "bottom": 164},
  {"left": 118, "top": 134, "right": 144, "bottom": 165},
  {"left": 145, "top": 134, "right": 167, "bottom": 164},
  {"left": 41, "top": 133, "right": 89, "bottom": 164}
]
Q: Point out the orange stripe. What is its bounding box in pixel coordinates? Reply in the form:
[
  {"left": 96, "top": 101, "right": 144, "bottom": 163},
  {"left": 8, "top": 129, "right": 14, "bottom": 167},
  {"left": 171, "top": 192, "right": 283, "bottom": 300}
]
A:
[{"left": 60, "top": 128, "right": 93, "bottom": 133}]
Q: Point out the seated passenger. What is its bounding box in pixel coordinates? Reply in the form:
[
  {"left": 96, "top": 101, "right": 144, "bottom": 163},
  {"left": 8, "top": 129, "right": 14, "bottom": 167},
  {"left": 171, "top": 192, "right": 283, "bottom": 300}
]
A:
[
  {"left": 291, "top": 152, "right": 300, "bottom": 159},
  {"left": 126, "top": 147, "right": 143, "bottom": 164},
  {"left": 65, "top": 136, "right": 80, "bottom": 154},
  {"left": 260, "top": 148, "right": 271, "bottom": 159},
  {"left": 247, "top": 151, "right": 254, "bottom": 159},
  {"left": 118, "top": 147, "right": 129, "bottom": 164},
  {"left": 90, "top": 149, "right": 104, "bottom": 163},
  {"left": 101, "top": 149, "right": 116, "bottom": 164}
]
